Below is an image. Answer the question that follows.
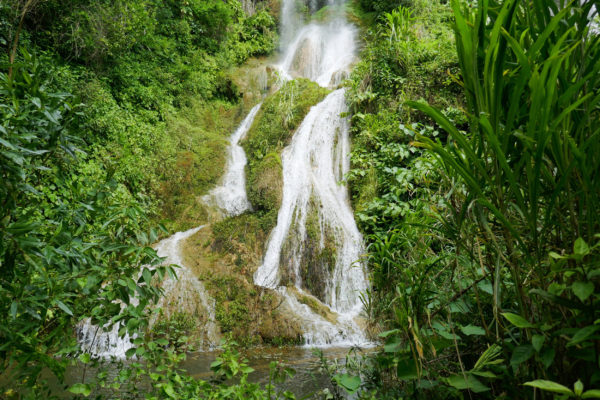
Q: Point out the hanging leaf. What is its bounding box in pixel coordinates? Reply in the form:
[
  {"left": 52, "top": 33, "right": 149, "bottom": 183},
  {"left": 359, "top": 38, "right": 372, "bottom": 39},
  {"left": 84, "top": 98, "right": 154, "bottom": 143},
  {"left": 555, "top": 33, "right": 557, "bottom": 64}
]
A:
[
  {"left": 572, "top": 281, "right": 594, "bottom": 302},
  {"left": 56, "top": 300, "right": 73, "bottom": 316},
  {"left": 460, "top": 325, "right": 486, "bottom": 336},
  {"left": 446, "top": 373, "right": 490, "bottom": 393},
  {"left": 524, "top": 380, "right": 573, "bottom": 395},
  {"left": 574, "top": 238, "right": 590, "bottom": 256},
  {"left": 502, "top": 312, "right": 535, "bottom": 328},
  {"left": 510, "top": 345, "right": 534, "bottom": 371},
  {"left": 531, "top": 335, "right": 545, "bottom": 352},
  {"left": 568, "top": 325, "right": 600, "bottom": 347}
]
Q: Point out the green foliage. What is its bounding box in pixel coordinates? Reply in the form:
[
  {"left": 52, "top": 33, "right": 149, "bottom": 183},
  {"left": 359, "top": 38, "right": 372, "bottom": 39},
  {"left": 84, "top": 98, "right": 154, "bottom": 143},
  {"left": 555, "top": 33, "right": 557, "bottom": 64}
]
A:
[
  {"left": 344, "top": 0, "right": 600, "bottom": 397},
  {"left": 208, "top": 276, "right": 252, "bottom": 335},
  {"left": 358, "top": 0, "right": 409, "bottom": 15},
  {"left": 6, "top": 0, "right": 279, "bottom": 235},
  {"left": 150, "top": 311, "right": 196, "bottom": 351},
  {"left": 1, "top": 0, "right": 280, "bottom": 395},
  {"left": 0, "top": 51, "right": 169, "bottom": 395}
]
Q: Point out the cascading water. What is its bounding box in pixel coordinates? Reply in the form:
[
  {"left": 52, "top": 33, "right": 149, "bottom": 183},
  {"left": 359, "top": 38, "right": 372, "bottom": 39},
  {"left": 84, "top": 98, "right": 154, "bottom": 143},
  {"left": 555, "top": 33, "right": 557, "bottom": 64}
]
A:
[
  {"left": 153, "top": 227, "right": 220, "bottom": 348},
  {"left": 77, "top": 227, "right": 220, "bottom": 357},
  {"left": 254, "top": 90, "right": 368, "bottom": 345},
  {"left": 78, "top": 104, "right": 264, "bottom": 357},
  {"left": 202, "top": 103, "right": 262, "bottom": 217},
  {"left": 77, "top": 318, "right": 134, "bottom": 359},
  {"left": 254, "top": 0, "right": 370, "bottom": 345},
  {"left": 277, "top": 22, "right": 356, "bottom": 87}
]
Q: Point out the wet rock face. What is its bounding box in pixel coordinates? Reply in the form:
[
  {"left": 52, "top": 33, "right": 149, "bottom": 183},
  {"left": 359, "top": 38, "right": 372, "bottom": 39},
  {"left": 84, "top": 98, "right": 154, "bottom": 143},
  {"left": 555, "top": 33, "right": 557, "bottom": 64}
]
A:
[
  {"left": 288, "top": 37, "right": 323, "bottom": 79},
  {"left": 240, "top": 0, "right": 257, "bottom": 15},
  {"left": 239, "top": 0, "right": 276, "bottom": 15}
]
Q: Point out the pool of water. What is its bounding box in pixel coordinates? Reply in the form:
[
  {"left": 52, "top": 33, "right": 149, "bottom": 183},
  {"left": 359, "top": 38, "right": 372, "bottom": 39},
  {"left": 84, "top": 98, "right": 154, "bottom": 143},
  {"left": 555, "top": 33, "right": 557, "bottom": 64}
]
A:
[{"left": 49, "top": 345, "right": 374, "bottom": 399}]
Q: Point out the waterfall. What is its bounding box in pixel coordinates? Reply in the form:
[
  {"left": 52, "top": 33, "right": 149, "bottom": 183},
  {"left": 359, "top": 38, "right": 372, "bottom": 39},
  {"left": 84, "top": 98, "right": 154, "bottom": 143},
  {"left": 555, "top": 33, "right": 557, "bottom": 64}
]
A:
[
  {"left": 77, "top": 105, "right": 264, "bottom": 357},
  {"left": 254, "top": 0, "right": 370, "bottom": 345},
  {"left": 154, "top": 227, "right": 220, "bottom": 348},
  {"left": 254, "top": 90, "right": 368, "bottom": 345},
  {"left": 277, "top": 21, "right": 356, "bottom": 87},
  {"left": 77, "top": 319, "right": 134, "bottom": 359},
  {"left": 78, "top": 0, "right": 370, "bottom": 356},
  {"left": 202, "top": 104, "right": 262, "bottom": 217},
  {"left": 77, "top": 227, "right": 220, "bottom": 357}
]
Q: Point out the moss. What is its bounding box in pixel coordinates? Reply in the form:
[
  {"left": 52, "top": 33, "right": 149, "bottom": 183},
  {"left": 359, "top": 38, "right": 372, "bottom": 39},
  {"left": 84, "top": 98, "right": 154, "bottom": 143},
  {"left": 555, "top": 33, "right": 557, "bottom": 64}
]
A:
[
  {"left": 291, "top": 288, "right": 338, "bottom": 325},
  {"left": 181, "top": 227, "right": 303, "bottom": 346},
  {"left": 157, "top": 99, "right": 246, "bottom": 232},
  {"left": 212, "top": 211, "right": 277, "bottom": 275},
  {"left": 243, "top": 79, "right": 330, "bottom": 213},
  {"left": 247, "top": 152, "right": 283, "bottom": 213},
  {"left": 300, "top": 202, "right": 338, "bottom": 302}
]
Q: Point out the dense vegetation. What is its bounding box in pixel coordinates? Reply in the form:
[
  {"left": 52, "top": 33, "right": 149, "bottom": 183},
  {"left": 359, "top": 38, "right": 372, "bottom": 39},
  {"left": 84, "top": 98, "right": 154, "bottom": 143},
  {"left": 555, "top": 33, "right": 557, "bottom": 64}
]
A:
[
  {"left": 0, "top": 0, "right": 285, "bottom": 397},
  {"left": 2, "top": 0, "right": 599, "bottom": 398},
  {"left": 341, "top": 0, "right": 600, "bottom": 398}
]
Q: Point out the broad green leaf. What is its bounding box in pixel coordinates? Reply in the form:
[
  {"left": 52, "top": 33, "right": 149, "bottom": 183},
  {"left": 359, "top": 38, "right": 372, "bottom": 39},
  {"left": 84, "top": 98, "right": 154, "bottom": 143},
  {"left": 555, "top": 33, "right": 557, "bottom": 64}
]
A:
[
  {"left": 532, "top": 335, "right": 545, "bottom": 352},
  {"left": 68, "top": 383, "right": 92, "bottom": 396},
  {"left": 384, "top": 340, "right": 402, "bottom": 353},
  {"left": 142, "top": 268, "right": 152, "bottom": 284},
  {"left": 502, "top": 312, "right": 535, "bottom": 328},
  {"left": 79, "top": 353, "right": 91, "bottom": 364},
  {"left": 510, "top": 345, "right": 534, "bottom": 370},
  {"left": 446, "top": 373, "right": 490, "bottom": 393},
  {"left": 574, "top": 238, "right": 590, "bottom": 256},
  {"left": 540, "top": 347, "right": 555, "bottom": 368},
  {"left": 582, "top": 389, "right": 600, "bottom": 399},
  {"left": 460, "top": 325, "right": 486, "bottom": 336},
  {"left": 334, "top": 374, "right": 361, "bottom": 393},
  {"left": 572, "top": 281, "right": 594, "bottom": 302},
  {"left": 524, "top": 380, "right": 573, "bottom": 395},
  {"left": 241, "top": 366, "right": 254, "bottom": 374},
  {"left": 568, "top": 325, "right": 600, "bottom": 347}
]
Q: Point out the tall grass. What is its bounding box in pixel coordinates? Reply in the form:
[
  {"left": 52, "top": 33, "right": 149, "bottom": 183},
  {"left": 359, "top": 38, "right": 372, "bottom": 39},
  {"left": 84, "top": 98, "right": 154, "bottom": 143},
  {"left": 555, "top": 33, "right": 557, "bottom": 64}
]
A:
[
  {"left": 406, "top": 0, "right": 600, "bottom": 392},
  {"left": 411, "top": 0, "right": 599, "bottom": 305}
]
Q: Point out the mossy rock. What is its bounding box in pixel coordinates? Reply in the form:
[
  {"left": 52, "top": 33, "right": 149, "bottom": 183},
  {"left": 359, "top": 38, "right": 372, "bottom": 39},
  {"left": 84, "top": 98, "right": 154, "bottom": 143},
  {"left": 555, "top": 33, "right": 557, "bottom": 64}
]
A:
[
  {"left": 181, "top": 227, "right": 303, "bottom": 346},
  {"left": 247, "top": 152, "right": 283, "bottom": 212},
  {"left": 242, "top": 79, "right": 330, "bottom": 213},
  {"left": 157, "top": 99, "right": 246, "bottom": 232}
]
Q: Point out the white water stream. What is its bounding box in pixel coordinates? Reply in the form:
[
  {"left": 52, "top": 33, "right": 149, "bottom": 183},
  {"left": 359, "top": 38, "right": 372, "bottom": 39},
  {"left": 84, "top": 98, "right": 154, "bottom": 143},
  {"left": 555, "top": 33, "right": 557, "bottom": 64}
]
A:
[
  {"left": 254, "top": 0, "right": 369, "bottom": 346},
  {"left": 202, "top": 103, "right": 262, "bottom": 217},
  {"left": 78, "top": 103, "right": 263, "bottom": 357}
]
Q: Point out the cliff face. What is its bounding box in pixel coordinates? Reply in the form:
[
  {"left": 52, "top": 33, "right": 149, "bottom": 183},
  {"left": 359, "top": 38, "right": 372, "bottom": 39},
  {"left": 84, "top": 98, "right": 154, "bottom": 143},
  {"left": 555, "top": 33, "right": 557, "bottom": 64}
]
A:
[
  {"left": 239, "top": 0, "right": 282, "bottom": 19},
  {"left": 240, "top": 0, "right": 258, "bottom": 15}
]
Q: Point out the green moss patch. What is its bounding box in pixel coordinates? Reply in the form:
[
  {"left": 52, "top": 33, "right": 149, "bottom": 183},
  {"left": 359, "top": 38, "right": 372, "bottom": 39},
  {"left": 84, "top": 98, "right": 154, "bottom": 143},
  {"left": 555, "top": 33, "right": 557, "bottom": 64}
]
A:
[
  {"left": 180, "top": 227, "right": 303, "bottom": 346},
  {"left": 243, "top": 79, "right": 330, "bottom": 213}
]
